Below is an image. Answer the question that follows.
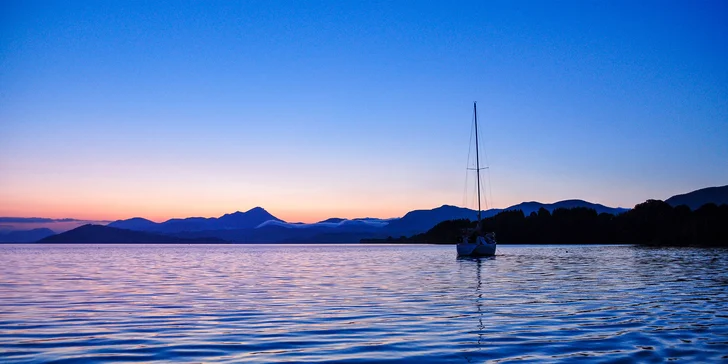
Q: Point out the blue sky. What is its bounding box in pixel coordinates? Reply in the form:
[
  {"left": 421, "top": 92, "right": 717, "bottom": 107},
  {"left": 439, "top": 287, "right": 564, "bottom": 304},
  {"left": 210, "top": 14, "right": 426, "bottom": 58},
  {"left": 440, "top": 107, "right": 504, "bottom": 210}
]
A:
[{"left": 1, "top": 0, "right": 726, "bottom": 222}]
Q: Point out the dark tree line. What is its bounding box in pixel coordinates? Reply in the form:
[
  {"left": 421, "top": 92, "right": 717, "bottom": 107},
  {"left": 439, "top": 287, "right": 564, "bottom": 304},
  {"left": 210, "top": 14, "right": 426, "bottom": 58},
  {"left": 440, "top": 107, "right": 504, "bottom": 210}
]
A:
[{"left": 407, "top": 200, "right": 728, "bottom": 247}]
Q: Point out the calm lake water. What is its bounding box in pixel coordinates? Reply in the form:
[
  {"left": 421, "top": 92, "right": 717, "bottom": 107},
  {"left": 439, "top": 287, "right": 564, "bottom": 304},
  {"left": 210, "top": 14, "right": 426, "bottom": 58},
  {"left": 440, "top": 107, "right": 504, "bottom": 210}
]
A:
[{"left": 1, "top": 244, "right": 727, "bottom": 363}]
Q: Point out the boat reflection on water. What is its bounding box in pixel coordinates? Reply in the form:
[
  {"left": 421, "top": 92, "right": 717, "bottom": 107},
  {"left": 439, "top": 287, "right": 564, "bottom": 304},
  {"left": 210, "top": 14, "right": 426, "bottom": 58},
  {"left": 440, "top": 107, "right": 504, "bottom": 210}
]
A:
[{"left": 457, "top": 256, "right": 496, "bottom": 351}]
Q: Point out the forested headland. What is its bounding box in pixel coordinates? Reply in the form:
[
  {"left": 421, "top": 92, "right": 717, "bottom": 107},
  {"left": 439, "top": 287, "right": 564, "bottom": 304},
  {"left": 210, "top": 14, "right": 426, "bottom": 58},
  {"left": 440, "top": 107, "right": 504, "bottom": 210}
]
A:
[{"left": 366, "top": 200, "right": 728, "bottom": 247}]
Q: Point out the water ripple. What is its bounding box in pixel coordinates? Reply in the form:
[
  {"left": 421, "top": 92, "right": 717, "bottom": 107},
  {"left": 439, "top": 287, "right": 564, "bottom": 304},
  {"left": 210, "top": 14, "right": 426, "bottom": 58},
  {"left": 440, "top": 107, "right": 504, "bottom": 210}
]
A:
[{"left": 1, "top": 244, "right": 727, "bottom": 363}]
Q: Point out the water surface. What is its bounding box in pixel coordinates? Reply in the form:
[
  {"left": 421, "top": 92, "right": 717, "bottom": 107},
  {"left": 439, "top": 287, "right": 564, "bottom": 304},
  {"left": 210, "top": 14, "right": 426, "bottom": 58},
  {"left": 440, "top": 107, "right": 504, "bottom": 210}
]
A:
[{"left": 1, "top": 244, "right": 727, "bottom": 363}]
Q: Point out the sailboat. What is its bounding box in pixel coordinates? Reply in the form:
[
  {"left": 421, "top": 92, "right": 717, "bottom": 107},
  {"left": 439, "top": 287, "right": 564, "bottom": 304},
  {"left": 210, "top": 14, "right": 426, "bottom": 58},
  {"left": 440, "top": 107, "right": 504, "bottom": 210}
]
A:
[{"left": 456, "top": 102, "right": 497, "bottom": 257}]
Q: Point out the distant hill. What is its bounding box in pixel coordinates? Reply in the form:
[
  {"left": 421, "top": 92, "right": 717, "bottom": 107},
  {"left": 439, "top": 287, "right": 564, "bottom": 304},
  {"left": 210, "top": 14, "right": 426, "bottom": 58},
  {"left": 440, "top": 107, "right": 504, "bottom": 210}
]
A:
[
  {"left": 381, "top": 200, "right": 626, "bottom": 237},
  {"left": 216, "top": 207, "right": 282, "bottom": 229},
  {"left": 106, "top": 201, "right": 630, "bottom": 243},
  {"left": 38, "top": 225, "right": 227, "bottom": 244},
  {"left": 383, "top": 205, "right": 497, "bottom": 237},
  {"left": 18, "top": 199, "right": 632, "bottom": 244},
  {"left": 318, "top": 218, "right": 346, "bottom": 224},
  {"left": 665, "top": 185, "right": 728, "bottom": 210},
  {"left": 158, "top": 217, "right": 216, "bottom": 232},
  {"left": 0, "top": 228, "right": 55, "bottom": 243},
  {"left": 396, "top": 198, "right": 728, "bottom": 246},
  {"left": 504, "top": 199, "right": 629, "bottom": 216},
  {"left": 109, "top": 207, "right": 283, "bottom": 233},
  {"left": 107, "top": 217, "right": 158, "bottom": 231},
  {"left": 9, "top": 186, "right": 728, "bottom": 244}
]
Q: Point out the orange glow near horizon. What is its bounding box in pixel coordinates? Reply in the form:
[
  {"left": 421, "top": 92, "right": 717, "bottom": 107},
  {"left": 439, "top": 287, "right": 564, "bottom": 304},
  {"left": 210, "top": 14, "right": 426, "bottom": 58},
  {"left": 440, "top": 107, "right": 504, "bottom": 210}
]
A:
[
  {"left": 2, "top": 169, "right": 509, "bottom": 224},
  {"left": 1, "top": 184, "right": 636, "bottom": 224},
  {"left": 0, "top": 195, "right": 417, "bottom": 223},
  {"left": 1, "top": 191, "right": 528, "bottom": 225},
  {"left": 0, "top": 162, "right": 643, "bottom": 227},
  {"left": 0, "top": 203, "right": 442, "bottom": 224}
]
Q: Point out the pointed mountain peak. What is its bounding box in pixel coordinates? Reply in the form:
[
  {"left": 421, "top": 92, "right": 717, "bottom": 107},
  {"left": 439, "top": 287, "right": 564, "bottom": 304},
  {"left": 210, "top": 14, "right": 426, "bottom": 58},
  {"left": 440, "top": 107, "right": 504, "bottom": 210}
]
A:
[
  {"left": 215, "top": 207, "right": 284, "bottom": 228},
  {"left": 125, "top": 217, "right": 155, "bottom": 222},
  {"left": 220, "top": 208, "right": 264, "bottom": 218}
]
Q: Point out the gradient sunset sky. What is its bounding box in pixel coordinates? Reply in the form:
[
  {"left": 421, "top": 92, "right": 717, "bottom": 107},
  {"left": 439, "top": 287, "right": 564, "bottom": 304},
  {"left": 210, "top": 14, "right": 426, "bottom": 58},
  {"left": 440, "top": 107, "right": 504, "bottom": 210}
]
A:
[{"left": 1, "top": 0, "right": 727, "bottom": 223}]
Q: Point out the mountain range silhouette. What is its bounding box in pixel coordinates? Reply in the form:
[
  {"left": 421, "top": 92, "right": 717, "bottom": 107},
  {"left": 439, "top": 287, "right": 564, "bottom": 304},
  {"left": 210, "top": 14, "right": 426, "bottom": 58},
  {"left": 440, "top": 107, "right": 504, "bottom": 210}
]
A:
[{"left": 3, "top": 185, "right": 725, "bottom": 243}]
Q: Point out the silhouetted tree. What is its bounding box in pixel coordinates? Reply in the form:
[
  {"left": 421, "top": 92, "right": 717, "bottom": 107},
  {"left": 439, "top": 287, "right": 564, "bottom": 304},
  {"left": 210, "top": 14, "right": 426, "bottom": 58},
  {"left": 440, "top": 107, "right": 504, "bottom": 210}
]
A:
[
  {"left": 405, "top": 200, "right": 728, "bottom": 247},
  {"left": 410, "top": 218, "right": 473, "bottom": 243}
]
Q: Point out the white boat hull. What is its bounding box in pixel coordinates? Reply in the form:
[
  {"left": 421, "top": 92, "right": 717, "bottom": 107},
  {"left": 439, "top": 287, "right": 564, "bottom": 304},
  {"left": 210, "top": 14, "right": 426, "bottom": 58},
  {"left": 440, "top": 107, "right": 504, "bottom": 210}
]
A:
[{"left": 457, "top": 241, "right": 496, "bottom": 257}]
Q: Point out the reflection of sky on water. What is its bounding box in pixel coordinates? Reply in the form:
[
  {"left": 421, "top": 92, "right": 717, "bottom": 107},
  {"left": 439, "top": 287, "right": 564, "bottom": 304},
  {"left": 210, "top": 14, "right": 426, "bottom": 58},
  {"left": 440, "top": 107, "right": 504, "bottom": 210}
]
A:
[{"left": 0, "top": 244, "right": 726, "bottom": 363}]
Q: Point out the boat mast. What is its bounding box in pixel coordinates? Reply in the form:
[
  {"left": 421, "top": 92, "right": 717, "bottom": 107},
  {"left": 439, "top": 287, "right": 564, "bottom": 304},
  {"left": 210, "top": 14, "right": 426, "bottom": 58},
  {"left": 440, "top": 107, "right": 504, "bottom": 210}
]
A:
[{"left": 474, "top": 101, "right": 482, "bottom": 224}]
